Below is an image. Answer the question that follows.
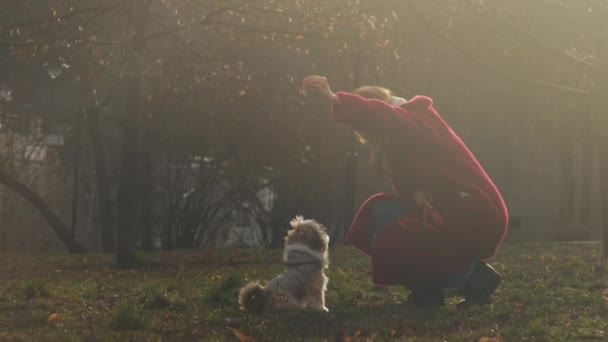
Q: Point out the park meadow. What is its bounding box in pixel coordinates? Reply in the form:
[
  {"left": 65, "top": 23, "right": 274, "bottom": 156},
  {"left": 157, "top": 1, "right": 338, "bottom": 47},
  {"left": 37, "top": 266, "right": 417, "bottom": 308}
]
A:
[{"left": 1, "top": 243, "right": 606, "bottom": 341}]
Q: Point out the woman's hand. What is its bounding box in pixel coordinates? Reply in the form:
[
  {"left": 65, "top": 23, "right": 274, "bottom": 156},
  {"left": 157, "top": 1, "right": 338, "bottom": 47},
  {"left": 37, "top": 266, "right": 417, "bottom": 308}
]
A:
[{"left": 302, "top": 75, "right": 340, "bottom": 104}]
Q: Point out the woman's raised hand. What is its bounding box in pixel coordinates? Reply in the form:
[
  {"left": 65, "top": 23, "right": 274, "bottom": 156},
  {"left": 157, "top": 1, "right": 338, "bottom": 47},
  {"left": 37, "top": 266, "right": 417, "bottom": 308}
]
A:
[{"left": 302, "top": 75, "right": 340, "bottom": 104}]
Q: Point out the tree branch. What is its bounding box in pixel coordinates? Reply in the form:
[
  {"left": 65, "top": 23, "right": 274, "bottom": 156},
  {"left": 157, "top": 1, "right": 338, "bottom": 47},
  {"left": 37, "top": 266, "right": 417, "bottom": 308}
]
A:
[
  {"left": 205, "top": 21, "right": 336, "bottom": 41},
  {"left": 0, "top": 164, "right": 86, "bottom": 253},
  {"left": 247, "top": 5, "right": 358, "bottom": 21},
  {"left": 0, "top": 36, "right": 123, "bottom": 47},
  {"left": 406, "top": 0, "right": 592, "bottom": 94},
  {"left": 142, "top": 4, "right": 237, "bottom": 43},
  {"left": 0, "top": 5, "right": 122, "bottom": 29}
]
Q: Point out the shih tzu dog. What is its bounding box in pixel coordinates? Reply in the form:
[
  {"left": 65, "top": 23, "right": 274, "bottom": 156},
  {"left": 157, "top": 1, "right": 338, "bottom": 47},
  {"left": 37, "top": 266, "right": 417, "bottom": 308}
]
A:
[{"left": 239, "top": 216, "right": 330, "bottom": 313}]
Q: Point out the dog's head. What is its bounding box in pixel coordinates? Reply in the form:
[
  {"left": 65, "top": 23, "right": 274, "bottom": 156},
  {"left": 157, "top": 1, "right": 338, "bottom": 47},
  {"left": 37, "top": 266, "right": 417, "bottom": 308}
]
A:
[{"left": 285, "top": 216, "right": 329, "bottom": 254}]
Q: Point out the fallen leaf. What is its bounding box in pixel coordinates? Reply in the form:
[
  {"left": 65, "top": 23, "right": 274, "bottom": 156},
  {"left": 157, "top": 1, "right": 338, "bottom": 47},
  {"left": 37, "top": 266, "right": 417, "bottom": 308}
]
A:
[
  {"left": 48, "top": 312, "right": 60, "bottom": 323},
  {"left": 479, "top": 335, "right": 503, "bottom": 342},
  {"left": 229, "top": 327, "right": 255, "bottom": 342},
  {"left": 601, "top": 288, "right": 608, "bottom": 303}
]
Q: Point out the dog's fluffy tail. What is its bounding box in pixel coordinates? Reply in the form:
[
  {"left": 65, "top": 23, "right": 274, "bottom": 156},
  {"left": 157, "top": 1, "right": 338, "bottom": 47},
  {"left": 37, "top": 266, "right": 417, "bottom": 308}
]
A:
[{"left": 239, "top": 282, "right": 266, "bottom": 313}]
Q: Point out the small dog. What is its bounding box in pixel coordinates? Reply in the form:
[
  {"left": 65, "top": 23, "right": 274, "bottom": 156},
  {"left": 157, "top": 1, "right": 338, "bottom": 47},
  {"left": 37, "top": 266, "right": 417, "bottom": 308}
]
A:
[{"left": 239, "top": 216, "right": 330, "bottom": 313}]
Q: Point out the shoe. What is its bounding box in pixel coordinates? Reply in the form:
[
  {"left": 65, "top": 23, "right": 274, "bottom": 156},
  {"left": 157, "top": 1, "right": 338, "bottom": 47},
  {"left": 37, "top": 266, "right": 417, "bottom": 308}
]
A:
[
  {"left": 458, "top": 262, "right": 502, "bottom": 306},
  {"left": 407, "top": 287, "right": 445, "bottom": 307}
]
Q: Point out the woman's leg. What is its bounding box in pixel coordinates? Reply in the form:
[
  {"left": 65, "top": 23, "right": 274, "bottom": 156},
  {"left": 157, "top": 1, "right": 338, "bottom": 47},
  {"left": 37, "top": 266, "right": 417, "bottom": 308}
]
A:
[
  {"left": 366, "top": 197, "right": 502, "bottom": 306},
  {"left": 446, "top": 262, "right": 476, "bottom": 289},
  {"left": 368, "top": 199, "right": 448, "bottom": 306}
]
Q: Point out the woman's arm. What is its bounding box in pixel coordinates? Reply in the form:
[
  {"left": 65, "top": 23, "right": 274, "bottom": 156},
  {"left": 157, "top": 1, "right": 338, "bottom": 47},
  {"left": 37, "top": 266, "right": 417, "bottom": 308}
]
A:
[
  {"left": 302, "top": 75, "right": 340, "bottom": 105},
  {"left": 303, "top": 75, "right": 442, "bottom": 211},
  {"left": 302, "top": 75, "right": 407, "bottom": 136},
  {"left": 331, "top": 91, "right": 404, "bottom": 135}
]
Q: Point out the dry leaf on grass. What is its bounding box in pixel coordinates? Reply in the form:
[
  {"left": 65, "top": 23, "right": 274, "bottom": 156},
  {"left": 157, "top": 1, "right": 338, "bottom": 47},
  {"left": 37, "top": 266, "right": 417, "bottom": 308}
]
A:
[
  {"left": 48, "top": 313, "right": 59, "bottom": 324},
  {"left": 229, "top": 327, "right": 255, "bottom": 342}
]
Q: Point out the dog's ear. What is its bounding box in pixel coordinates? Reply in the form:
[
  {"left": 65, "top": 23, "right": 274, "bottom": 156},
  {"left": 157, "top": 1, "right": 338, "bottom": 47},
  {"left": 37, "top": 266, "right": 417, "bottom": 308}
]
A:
[
  {"left": 306, "top": 228, "right": 325, "bottom": 252},
  {"left": 286, "top": 225, "right": 325, "bottom": 251},
  {"left": 284, "top": 228, "right": 294, "bottom": 244},
  {"left": 290, "top": 215, "right": 305, "bottom": 229}
]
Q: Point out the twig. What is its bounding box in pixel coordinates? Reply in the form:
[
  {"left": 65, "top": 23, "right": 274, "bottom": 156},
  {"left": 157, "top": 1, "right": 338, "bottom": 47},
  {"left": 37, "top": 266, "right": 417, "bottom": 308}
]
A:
[{"left": 406, "top": 0, "right": 591, "bottom": 95}]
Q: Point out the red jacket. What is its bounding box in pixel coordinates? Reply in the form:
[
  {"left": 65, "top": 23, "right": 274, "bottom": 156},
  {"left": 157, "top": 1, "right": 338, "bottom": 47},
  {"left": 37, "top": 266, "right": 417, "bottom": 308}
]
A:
[{"left": 333, "top": 92, "right": 508, "bottom": 287}]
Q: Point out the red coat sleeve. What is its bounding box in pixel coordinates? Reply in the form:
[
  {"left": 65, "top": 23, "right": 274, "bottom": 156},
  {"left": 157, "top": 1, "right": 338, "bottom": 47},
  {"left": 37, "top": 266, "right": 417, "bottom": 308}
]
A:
[
  {"left": 332, "top": 91, "right": 442, "bottom": 142},
  {"left": 332, "top": 91, "right": 442, "bottom": 192}
]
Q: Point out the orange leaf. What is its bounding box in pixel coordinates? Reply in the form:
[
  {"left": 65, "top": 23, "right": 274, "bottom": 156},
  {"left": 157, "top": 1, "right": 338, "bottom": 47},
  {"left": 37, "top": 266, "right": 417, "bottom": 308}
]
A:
[
  {"left": 601, "top": 288, "right": 608, "bottom": 303},
  {"left": 48, "top": 313, "right": 60, "bottom": 323},
  {"left": 479, "top": 335, "right": 503, "bottom": 342},
  {"left": 229, "top": 327, "right": 255, "bottom": 342}
]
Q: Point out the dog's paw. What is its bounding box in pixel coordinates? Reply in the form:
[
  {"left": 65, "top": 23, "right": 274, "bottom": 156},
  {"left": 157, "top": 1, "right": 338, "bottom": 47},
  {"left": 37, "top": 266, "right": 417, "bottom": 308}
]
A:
[{"left": 306, "top": 303, "right": 329, "bottom": 312}]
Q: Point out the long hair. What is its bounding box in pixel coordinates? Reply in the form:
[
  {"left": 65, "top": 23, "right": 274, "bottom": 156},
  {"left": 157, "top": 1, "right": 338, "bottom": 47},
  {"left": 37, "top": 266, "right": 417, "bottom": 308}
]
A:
[
  {"left": 353, "top": 85, "right": 394, "bottom": 179},
  {"left": 353, "top": 85, "right": 392, "bottom": 102}
]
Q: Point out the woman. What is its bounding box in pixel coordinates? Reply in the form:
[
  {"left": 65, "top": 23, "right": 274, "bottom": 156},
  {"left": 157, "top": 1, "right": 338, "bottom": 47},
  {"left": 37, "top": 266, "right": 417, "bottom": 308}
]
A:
[{"left": 302, "top": 75, "right": 509, "bottom": 306}]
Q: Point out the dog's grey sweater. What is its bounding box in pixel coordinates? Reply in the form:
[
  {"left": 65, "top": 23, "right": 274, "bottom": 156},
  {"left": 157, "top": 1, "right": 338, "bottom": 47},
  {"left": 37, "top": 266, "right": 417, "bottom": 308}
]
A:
[{"left": 264, "top": 245, "right": 324, "bottom": 300}]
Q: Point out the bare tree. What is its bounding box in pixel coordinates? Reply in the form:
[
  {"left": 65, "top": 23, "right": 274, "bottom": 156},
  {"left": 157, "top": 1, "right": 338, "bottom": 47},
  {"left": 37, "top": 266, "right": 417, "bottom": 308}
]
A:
[{"left": 0, "top": 163, "right": 85, "bottom": 253}]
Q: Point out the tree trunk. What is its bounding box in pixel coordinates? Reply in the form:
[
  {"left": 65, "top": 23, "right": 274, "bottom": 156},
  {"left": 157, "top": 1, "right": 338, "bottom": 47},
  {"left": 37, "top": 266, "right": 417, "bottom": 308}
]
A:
[
  {"left": 70, "top": 110, "right": 82, "bottom": 238},
  {"left": 559, "top": 136, "right": 575, "bottom": 224},
  {"left": 579, "top": 107, "right": 593, "bottom": 226},
  {"left": 138, "top": 145, "right": 154, "bottom": 251},
  {"left": 0, "top": 166, "right": 86, "bottom": 253},
  {"left": 271, "top": 180, "right": 293, "bottom": 248},
  {"left": 115, "top": 1, "right": 151, "bottom": 267},
  {"left": 338, "top": 31, "right": 363, "bottom": 242},
  {"left": 598, "top": 67, "right": 608, "bottom": 257},
  {"left": 595, "top": 5, "right": 608, "bottom": 258},
  {"left": 599, "top": 97, "right": 608, "bottom": 257},
  {"left": 85, "top": 107, "right": 115, "bottom": 252},
  {"left": 116, "top": 56, "right": 142, "bottom": 268}
]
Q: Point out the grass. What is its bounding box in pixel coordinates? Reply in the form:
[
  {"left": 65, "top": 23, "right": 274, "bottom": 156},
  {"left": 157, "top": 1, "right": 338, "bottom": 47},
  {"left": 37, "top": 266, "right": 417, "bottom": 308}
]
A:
[{"left": 0, "top": 243, "right": 606, "bottom": 341}]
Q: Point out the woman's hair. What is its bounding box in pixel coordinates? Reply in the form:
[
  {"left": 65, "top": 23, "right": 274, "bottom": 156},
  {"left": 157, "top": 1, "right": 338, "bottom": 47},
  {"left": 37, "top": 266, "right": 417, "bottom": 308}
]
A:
[
  {"left": 352, "top": 85, "right": 395, "bottom": 180},
  {"left": 352, "top": 85, "right": 393, "bottom": 144},
  {"left": 353, "top": 85, "right": 392, "bottom": 102}
]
